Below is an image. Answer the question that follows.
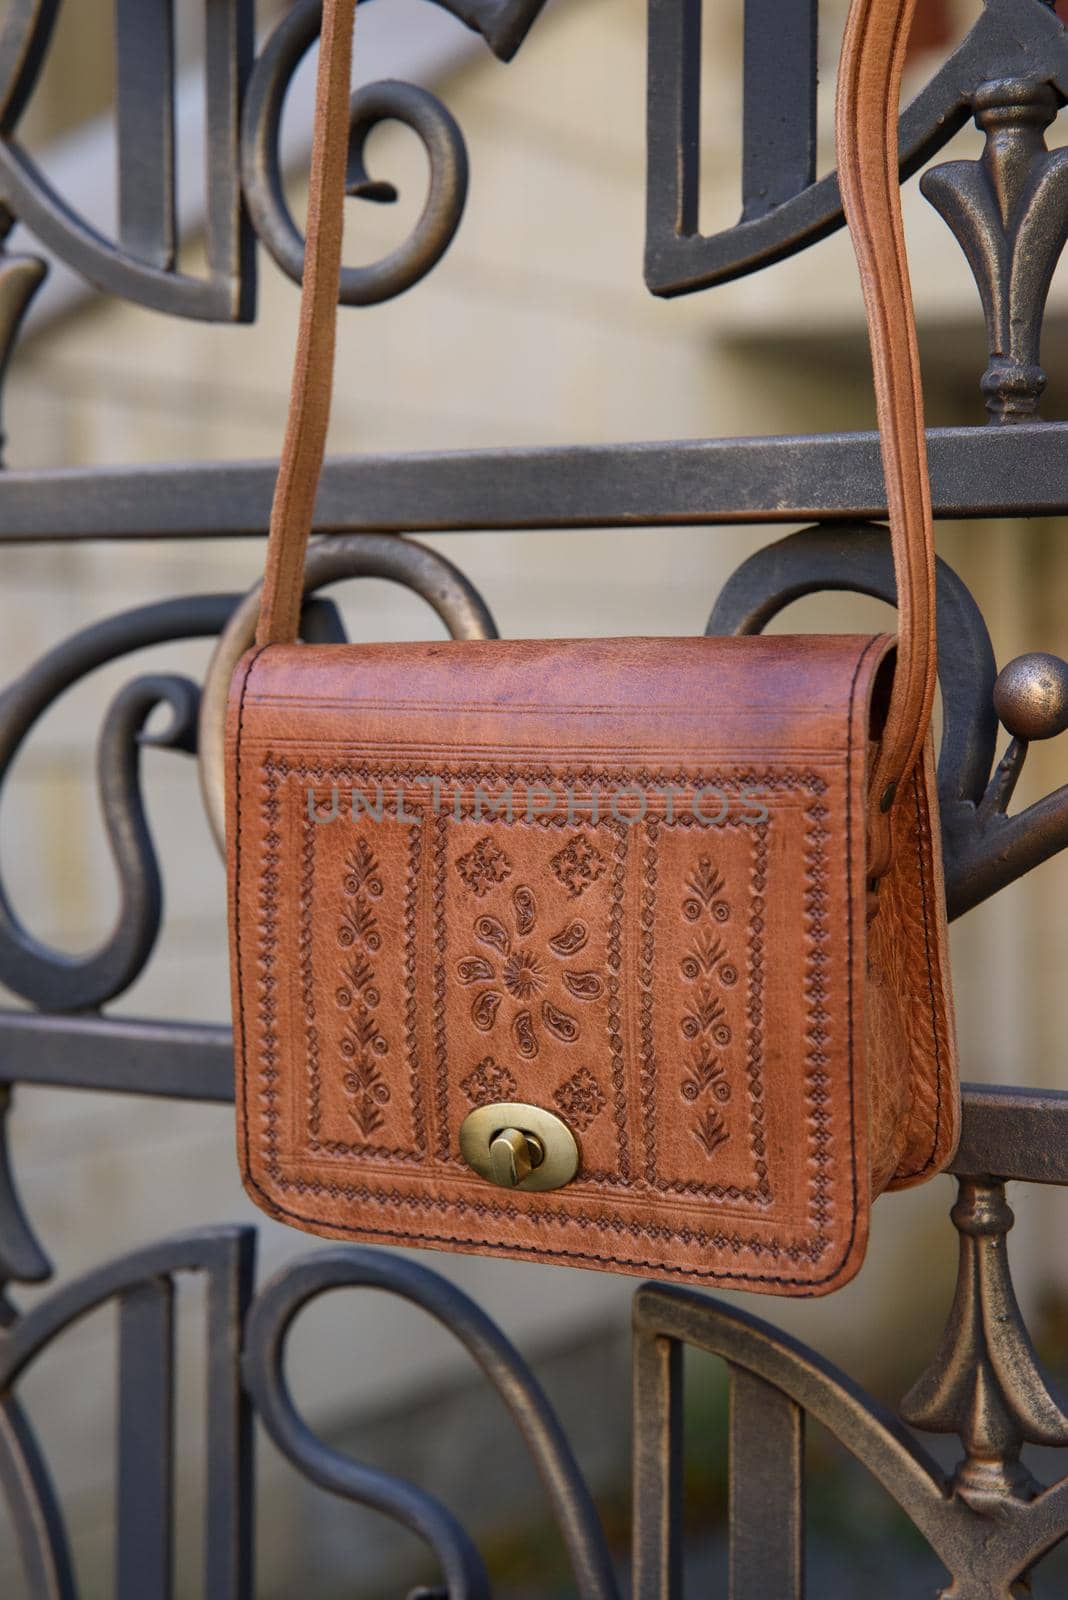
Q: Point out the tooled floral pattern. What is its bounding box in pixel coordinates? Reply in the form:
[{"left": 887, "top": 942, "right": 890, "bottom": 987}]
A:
[
  {"left": 679, "top": 855, "right": 736, "bottom": 1157},
  {"left": 455, "top": 834, "right": 513, "bottom": 897},
  {"left": 461, "top": 1055, "right": 518, "bottom": 1107},
  {"left": 257, "top": 758, "right": 841, "bottom": 1267},
  {"left": 336, "top": 839, "right": 390, "bottom": 1138},
  {"left": 455, "top": 883, "right": 605, "bottom": 1062},
  {"left": 553, "top": 1066, "right": 607, "bottom": 1131},
  {"left": 550, "top": 835, "right": 606, "bottom": 898}
]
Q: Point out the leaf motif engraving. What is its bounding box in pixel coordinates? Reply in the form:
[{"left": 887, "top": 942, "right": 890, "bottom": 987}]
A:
[
  {"left": 338, "top": 897, "right": 381, "bottom": 951},
  {"left": 336, "top": 844, "right": 389, "bottom": 1141},
  {"left": 681, "top": 1047, "right": 731, "bottom": 1105},
  {"left": 677, "top": 853, "right": 735, "bottom": 1157},
  {"left": 343, "top": 839, "right": 383, "bottom": 898},
  {"left": 512, "top": 884, "right": 537, "bottom": 935},
  {"left": 512, "top": 1010, "right": 538, "bottom": 1058},
  {"left": 475, "top": 915, "right": 511, "bottom": 957},
  {"left": 542, "top": 999, "right": 579, "bottom": 1043},
  {"left": 472, "top": 991, "right": 503, "bottom": 1031},
  {"left": 683, "top": 858, "right": 729, "bottom": 923},
  {"left": 549, "top": 919, "right": 589, "bottom": 957},
  {"left": 562, "top": 970, "right": 604, "bottom": 1001},
  {"left": 680, "top": 931, "right": 738, "bottom": 986},
  {"left": 693, "top": 1107, "right": 729, "bottom": 1158},
  {"left": 457, "top": 956, "right": 495, "bottom": 985},
  {"left": 681, "top": 989, "right": 731, "bottom": 1046}
]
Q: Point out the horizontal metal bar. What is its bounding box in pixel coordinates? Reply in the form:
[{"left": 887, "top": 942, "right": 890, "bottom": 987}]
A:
[
  {"left": 0, "top": 1018, "right": 1065, "bottom": 1190},
  {"left": 951, "top": 1082, "right": 1068, "bottom": 1186},
  {"left": 0, "top": 423, "right": 1067, "bottom": 541},
  {"left": 0, "top": 1011, "right": 233, "bottom": 1100}
]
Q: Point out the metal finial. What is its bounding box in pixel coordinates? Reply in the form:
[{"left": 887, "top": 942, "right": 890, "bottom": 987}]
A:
[{"left": 992, "top": 652, "right": 1068, "bottom": 742}]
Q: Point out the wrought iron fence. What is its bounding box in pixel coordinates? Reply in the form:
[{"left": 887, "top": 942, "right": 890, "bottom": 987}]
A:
[{"left": 0, "top": 0, "right": 1067, "bottom": 1595}]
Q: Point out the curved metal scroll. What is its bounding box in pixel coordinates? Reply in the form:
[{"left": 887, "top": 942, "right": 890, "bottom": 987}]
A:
[
  {"left": 242, "top": 1246, "right": 620, "bottom": 1600},
  {"left": 197, "top": 533, "right": 499, "bottom": 853},
  {"left": 706, "top": 523, "right": 1068, "bottom": 920},
  {"left": 242, "top": 0, "right": 469, "bottom": 306},
  {"left": 0, "top": 595, "right": 241, "bottom": 1012},
  {"left": 0, "top": 0, "right": 547, "bottom": 323}
]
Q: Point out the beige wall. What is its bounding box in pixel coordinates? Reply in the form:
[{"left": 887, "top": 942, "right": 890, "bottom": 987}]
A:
[{"left": 2, "top": 0, "right": 1068, "bottom": 1591}]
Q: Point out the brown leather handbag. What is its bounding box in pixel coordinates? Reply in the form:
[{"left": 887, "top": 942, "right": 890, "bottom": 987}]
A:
[{"left": 226, "top": 0, "right": 959, "bottom": 1295}]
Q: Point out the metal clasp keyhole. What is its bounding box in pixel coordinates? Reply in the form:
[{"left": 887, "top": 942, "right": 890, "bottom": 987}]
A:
[
  {"left": 459, "top": 1102, "right": 579, "bottom": 1192},
  {"left": 488, "top": 1127, "right": 545, "bottom": 1188}
]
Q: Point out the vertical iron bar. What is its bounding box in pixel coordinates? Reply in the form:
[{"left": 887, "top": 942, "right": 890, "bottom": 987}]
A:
[
  {"left": 203, "top": 1232, "right": 256, "bottom": 1600},
  {"left": 646, "top": 0, "right": 702, "bottom": 251},
  {"left": 728, "top": 1368, "right": 804, "bottom": 1600},
  {"left": 116, "top": 1278, "right": 174, "bottom": 1600},
  {"left": 741, "top": 0, "right": 818, "bottom": 219},
  {"left": 204, "top": 0, "right": 256, "bottom": 320},
  {"left": 633, "top": 1324, "right": 683, "bottom": 1600},
  {"left": 114, "top": 0, "right": 176, "bottom": 269}
]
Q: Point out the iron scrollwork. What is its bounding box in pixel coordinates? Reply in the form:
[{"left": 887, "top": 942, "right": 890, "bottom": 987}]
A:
[
  {"left": 0, "top": 595, "right": 237, "bottom": 1013},
  {"left": 0, "top": 212, "right": 44, "bottom": 467},
  {"left": 635, "top": 1222, "right": 1068, "bottom": 1600},
  {"left": 645, "top": 0, "right": 1068, "bottom": 299},
  {"left": 0, "top": 1227, "right": 255, "bottom": 1599},
  {"left": 0, "top": 0, "right": 547, "bottom": 335},
  {"left": 241, "top": 3, "right": 471, "bottom": 306},
  {"left": 0, "top": 0, "right": 251, "bottom": 321},
  {"left": 239, "top": 0, "right": 548, "bottom": 304},
  {"left": 242, "top": 1247, "right": 619, "bottom": 1600},
  {"left": 0, "top": 535, "right": 496, "bottom": 1010},
  {"left": 706, "top": 523, "right": 1068, "bottom": 921}
]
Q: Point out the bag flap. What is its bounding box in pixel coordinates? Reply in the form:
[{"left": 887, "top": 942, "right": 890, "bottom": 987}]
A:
[{"left": 228, "top": 633, "right": 909, "bottom": 1294}]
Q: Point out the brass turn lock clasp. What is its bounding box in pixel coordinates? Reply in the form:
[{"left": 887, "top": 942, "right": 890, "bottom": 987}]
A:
[{"left": 459, "top": 1102, "right": 579, "bottom": 1192}]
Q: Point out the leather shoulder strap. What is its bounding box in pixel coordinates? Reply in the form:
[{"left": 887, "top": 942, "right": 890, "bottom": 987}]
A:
[
  {"left": 256, "top": 0, "right": 355, "bottom": 648},
  {"left": 837, "top": 0, "right": 936, "bottom": 872},
  {"left": 254, "top": 0, "right": 935, "bottom": 873}
]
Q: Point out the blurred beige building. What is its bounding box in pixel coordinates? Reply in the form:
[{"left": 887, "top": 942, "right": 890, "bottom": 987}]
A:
[{"left": 2, "top": 0, "right": 1068, "bottom": 1593}]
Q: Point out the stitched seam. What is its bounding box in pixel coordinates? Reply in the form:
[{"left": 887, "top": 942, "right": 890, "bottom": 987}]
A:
[
  {"left": 238, "top": 1166, "right": 843, "bottom": 1283},
  {"left": 242, "top": 698, "right": 854, "bottom": 718},
  {"left": 282, "top": 770, "right": 823, "bottom": 1209},
  {"left": 234, "top": 645, "right": 271, "bottom": 1186},
  {"left": 830, "top": 636, "right": 877, "bottom": 1280},
  {"left": 894, "top": 763, "right": 945, "bottom": 1179}
]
